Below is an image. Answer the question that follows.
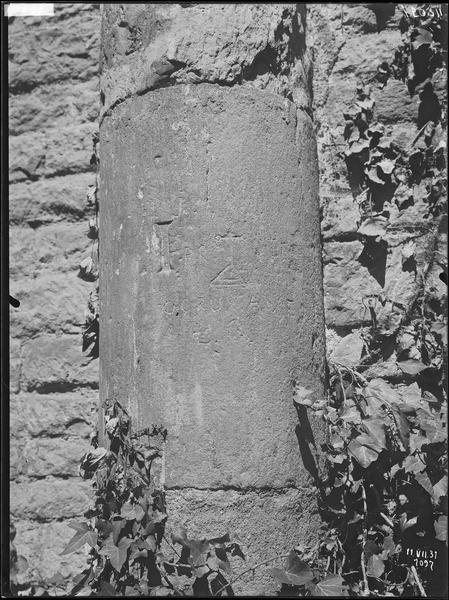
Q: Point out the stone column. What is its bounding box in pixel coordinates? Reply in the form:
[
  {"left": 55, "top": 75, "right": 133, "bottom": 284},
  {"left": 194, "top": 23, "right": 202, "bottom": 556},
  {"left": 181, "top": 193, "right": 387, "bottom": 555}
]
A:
[{"left": 100, "top": 4, "right": 325, "bottom": 594}]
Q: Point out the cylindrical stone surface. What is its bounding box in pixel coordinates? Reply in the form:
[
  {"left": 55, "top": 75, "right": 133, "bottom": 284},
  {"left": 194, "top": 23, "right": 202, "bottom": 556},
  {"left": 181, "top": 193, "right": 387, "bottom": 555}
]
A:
[{"left": 100, "top": 4, "right": 325, "bottom": 594}]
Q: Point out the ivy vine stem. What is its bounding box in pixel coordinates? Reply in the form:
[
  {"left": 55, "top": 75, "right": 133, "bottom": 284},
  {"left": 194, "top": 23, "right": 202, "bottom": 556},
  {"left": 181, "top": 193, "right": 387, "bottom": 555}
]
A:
[
  {"left": 213, "top": 553, "right": 290, "bottom": 597},
  {"left": 360, "top": 484, "right": 369, "bottom": 595},
  {"left": 410, "top": 565, "right": 427, "bottom": 597}
]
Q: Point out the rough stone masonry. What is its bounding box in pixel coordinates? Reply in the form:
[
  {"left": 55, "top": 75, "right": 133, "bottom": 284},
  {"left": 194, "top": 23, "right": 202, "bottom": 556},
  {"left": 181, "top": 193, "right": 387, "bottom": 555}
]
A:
[{"left": 99, "top": 4, "right": 325, "bottom": 594}]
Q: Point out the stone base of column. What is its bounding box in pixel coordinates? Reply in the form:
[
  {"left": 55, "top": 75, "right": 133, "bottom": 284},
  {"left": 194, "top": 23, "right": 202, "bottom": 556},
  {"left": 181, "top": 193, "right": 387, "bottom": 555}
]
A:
[{"left": 165, "top": 487, "right": 321, "bottom": 595}]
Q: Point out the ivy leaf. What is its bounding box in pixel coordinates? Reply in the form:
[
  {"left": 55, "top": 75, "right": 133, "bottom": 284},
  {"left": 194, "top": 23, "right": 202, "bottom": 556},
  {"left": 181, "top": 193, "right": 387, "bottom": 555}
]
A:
[
  {"left": 60, "top": 522, "right": 97, "bottom": 555},
  {"left": 367, "top": 555, "right": 385, "bottom": 578},
  {"left": 401, "top": 240, "right": 416, "bottom": 263},
  {"left": 412, "top": 28, "right": 433, "bottom": 49},
  {"left": 366, "top": 167, "right": 385, "bottom": 186},
  {"left": 434, "top": 516, "right": 447, "bottom": 542},
  {"left": 207, "top": 550, "right": 231, "bottom": 574},
  {"left": 111, "top": 518, "right": 127, "bottom": 545},
  {"left": 79, "top": 447, "right": 110, "bottom": 479},
  {"left": 357, "top": 98, "right": 375, "bottom": 112},
  {"left": 382, "top": 535, "right": 396, "bottom": 558},
  {"left": 356, "top": 432, "right": 385, "bottom": 453},
  {"left": 399, "top": 514, "right": 418, "bottom": 532},
  {"left": 311, "top": 574, "right": 347, "bottom": 596},
  {"left": 269, "top": 550, "right": 314, "bottom": 587},
  {"left": 409, "top": 432, "right": 427, "bottom": 453},
  {"left": 293, "top": 386, "right": 314, "bottom": 407},
  {"left": 364, "top": 540, "right": 380, "bottom": 559},
  {"left": 416, "top": 409, "right": 446, "bottom": 443},
  {"left": 361, "top": 417, "right": 387, "bottom": 449},
  {"left": 415, "top": 471, "right": 433, "bottom": 496},
  {"left": 340, "top": 403, "right": 362, "bottom": 425},
  {"left": 432, "top": 476, "right": 447, "bottom": 504},
  {"left": 172, "top": 525, "right": 188, "bottom": 545},
  {"left": 431, "top": 321, "right": 447, "bottom": 345},
  {"left": 208, "top": 532, "right": 231, "bottom": 547},
  {"left": 120, "top": 502, "right": 145, "bottom": 522},
  {"left": 99, "top": 536, "right": 133, "bottom": 572},
  {"left": 78, "top": 256, "right": 98, "bottom": 282},
  {"left": 403, "top": 454, "right": 425, "bottom": 474},
  {"left": 397, "top": 359, "right": 428, "bottom": 375},
  {"left": 347, "top": 438, "right": 379, "bottom": 468},
  {"left": 187, "top": 539, "right": 210, "bottom": 567},
  {"left": 378, "top": 159, "right": 395, "bottom": 175},
  {"left": 358, "top": 216, "right": 387, "bottom": 237},
  {"left": 368, "top": 123, "right": 384, "bottom": 136},
  {"left": 346, "top": 139, "right": 370, "bottom": 156},
  {"left": 97, "top": 581, "right": 118, "bottom": 596},
  {"left": 69, "top": 568, "right": 94, "bottom": 596},
  {"left": 120, "top": 503, "right": 136, "bottom": 519}
]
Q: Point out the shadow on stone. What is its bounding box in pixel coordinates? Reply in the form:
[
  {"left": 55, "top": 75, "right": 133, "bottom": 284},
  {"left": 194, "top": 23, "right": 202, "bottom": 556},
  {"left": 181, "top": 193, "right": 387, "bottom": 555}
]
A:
[
  {"left": 294, "top": 405, "right": 320, "bottom": 486},
  {"left": 357, "top": 238, "right": 388, "bottom": 288}
]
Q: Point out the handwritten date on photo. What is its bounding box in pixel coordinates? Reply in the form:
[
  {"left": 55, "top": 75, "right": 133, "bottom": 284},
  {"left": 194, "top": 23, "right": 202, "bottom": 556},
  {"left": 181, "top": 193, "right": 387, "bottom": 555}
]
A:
[
  {"left": 405, "top": 547, "right": 439, "bottom": 571},
  {"left": 398, "top": 4, "right": 444, "bottom": 19}
]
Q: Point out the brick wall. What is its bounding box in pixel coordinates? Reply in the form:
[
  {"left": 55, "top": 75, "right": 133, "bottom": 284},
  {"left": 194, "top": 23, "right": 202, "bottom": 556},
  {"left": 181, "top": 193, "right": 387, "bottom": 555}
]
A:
[{"left": 9, "top": 3, "right": 100, "bottom": 589}]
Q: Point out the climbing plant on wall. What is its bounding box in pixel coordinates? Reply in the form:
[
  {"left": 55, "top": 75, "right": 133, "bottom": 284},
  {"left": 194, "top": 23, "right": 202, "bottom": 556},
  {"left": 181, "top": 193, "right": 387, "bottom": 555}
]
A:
[
  {"left": 269, "top": 6, "right": 447, "bottom": 598},
  {"left": 59, "top": 6, "right": 447, "bottom": 598}
]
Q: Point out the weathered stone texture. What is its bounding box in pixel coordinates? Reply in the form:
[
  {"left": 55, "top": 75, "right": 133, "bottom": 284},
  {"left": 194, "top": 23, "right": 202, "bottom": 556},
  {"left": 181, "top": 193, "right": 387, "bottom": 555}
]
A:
[
  {"left": 100, "top": 4, "right": 312, "bottom": 117},
  {"left": 101, "top": 84, "right": 324, "bottom": 489},
  {"left": 165, "top": 487, "right": 321, "bottom": 595},
  {"left": 100, "top": 4, "right": 325, "bottom": 594},
  {"left": 308, "top": 4, "right": 447, "bottom": 350},
  {"left": 14, "top": 520, "right": 90, "bottom": 584},
  {"left": 9, "top": 3, "right": 100, "bottom": 590},
  {"left": 8, "top": 8, "right": 99, "bottom": 93},
  {"left": 9, "top": 173, "right": 95, "bottom": 227}
]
